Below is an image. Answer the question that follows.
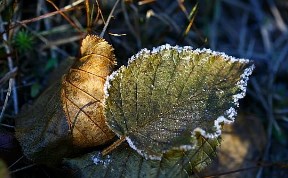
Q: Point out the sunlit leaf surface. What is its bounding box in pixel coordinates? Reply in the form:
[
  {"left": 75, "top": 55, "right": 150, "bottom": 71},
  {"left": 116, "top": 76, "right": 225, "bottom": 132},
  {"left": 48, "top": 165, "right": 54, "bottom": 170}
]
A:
[
  {"left": 65, "top": 136, "right": 220, "bottom": 178},
  {"left": 15, "top": 35, "right": 117, "bottom": 164},
  {"left": 61, "top": 35, "right": 116, "bottom": 147},
  {"left": 104, "top": 45, "right": 254, "bottom": 159}
]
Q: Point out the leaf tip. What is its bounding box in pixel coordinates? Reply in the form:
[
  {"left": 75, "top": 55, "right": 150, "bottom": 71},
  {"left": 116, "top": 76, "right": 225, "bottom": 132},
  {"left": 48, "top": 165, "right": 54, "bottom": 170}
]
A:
[{"left": 80, "top": 35, "right": 117, "bottom": 65}]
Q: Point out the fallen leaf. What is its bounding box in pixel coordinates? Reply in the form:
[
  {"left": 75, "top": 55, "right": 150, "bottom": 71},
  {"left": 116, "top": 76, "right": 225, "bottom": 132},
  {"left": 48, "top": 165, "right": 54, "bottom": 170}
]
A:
[
  {"left": 104, "top": 45, "right": 254, "bottom": 159},
  {"left": 15, "top": 35, "right": 117, "bottom": 164},
  {"left": 15, "top": 81, "right": 74, "bottom": 165},
  {"left": 61, "top": 35, "right": 116, "bottom": 147}
]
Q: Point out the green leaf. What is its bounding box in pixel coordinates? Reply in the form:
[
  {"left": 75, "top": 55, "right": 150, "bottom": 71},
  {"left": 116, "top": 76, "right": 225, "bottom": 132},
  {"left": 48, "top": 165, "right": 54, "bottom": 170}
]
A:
[
  {"left": 104, "top": 45, "right": 254, "bottom": 159},
  {"left": 30, "top": 82, "right": 41, "bottom": 97},
  {"left": 65, "top": 136, "right": 220, "bottom": 178},
  {"left": 44, "top": 57, "right": 58, "bottom": 72}
]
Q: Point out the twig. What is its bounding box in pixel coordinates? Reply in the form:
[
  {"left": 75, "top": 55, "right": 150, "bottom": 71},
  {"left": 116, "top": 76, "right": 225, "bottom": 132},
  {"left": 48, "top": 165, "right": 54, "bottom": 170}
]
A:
[
  {"left": 46, "top": 0, "right": 83, "bottom": 33},
  {"left": 0, "top": 67, "right": 17, "bottom": 87},
  {"left": 85, "top": 0, "right": 91, "bottom": 32},
  {"left": 94, "top": 0, "right": 106, "bottom": 26},
  {"left": 9, "top": 163, "right": 37, "bottom": 174},
  {"left": 0, "top": 123, "right": 15, "bottom": 129},
  {"left": 100, "top": 0, "right": 121, "bottom": 38},
  {"left": 0, "top": 79, "right": 13, "bottom": 122},
  {"left": 0, "top": 16, "right": 19, "bottom": 115},
  {"left": 40, "top": 35, "right": 83, "bottom": 50},
  {"left": 63, "top": 0, "right": 85, "bottom": 10},
  {"left": 2, "top": 4, "right": 84, "bottom": 34},
  {"left": 138, "top": 0, "right": 156, "bottom": 6},
  {"left": 177, "top": 0, "right": 189, "bottom": 18},
  {"left": 8, "top": 156, "right": 24, "bottom": 169},
  {"left": 203, "top": 166, "right": 259, "bottom": 178}
]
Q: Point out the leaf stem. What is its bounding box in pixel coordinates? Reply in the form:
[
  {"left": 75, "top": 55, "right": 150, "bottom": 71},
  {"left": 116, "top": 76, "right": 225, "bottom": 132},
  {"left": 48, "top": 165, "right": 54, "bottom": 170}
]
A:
[{"left": 102, "top": 136, "right": 126, "bottom": 156}]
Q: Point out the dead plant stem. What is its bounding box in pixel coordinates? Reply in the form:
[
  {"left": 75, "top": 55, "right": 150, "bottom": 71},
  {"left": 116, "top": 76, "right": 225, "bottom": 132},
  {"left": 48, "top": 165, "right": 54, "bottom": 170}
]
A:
[
  {"left": 0, "top": 16, "right": 19, "bottom": 115},
  {"left": 100, "top": 0, "right": 121, "bottom": 38}
]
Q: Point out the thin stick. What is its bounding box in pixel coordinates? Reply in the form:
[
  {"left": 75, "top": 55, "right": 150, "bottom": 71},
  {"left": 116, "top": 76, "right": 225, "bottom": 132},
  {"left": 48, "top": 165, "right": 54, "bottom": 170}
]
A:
[
  {"left": 0, "top": 67, "right": 17, "bottom": 87},
  {"left": 0, "top": 123, "right": 15, "bottom": 129},
  {"left": 0, "top": 79, "right": 13, "bottom": 122},
  {"left": 138, "top": 0, "right": 156, "bottom": 6},
  {"left": 2, "top": 4, "right": 83, "bottom": 34},
  {"left": 0, "top": 16, "right": 18, "bottom": 115},
  {"left": 95, "top": 0, "right": 106, "bottom": 25},
  {"left": 100, "top": 0, "right": 121, "bottom": 38},
  {"left": 9, "top": 163, "right": 37, "bottom": 174},
  {"left": 85, "top": 0, "right": 91, "bottom": 31},
  {"left": 46, "top": 0, "right": 82, "bottom": 33},
  {"left": 8, "top": 156, "right": 24, "bottom": 169},
  {"left": 63, "top": 0, "right": 85, "bottom": 10},
  {"left": 203, "top": 166, "right": 259, "bottom": 178},
  {"left": 94, "top": 0, "right": 101, "bottom": 25}
]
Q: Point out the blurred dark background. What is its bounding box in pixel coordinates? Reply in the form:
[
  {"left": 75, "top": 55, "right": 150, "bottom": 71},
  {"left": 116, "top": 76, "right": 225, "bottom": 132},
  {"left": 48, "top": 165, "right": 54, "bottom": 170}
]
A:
[{"left": 0, "top": 0, "right": 287, "bottom": 177}]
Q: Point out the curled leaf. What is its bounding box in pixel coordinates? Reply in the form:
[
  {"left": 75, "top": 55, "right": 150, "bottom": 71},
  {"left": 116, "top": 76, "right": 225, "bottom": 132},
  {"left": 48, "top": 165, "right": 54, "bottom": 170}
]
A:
[
  {"left": 65, "top": 136, "right": 220, "bottom": 178},
  {"left": 15, "top": 35, "right": 118, "bottom": 164},
  {"left": 61, "top": 35, "right": 116, "bottom": 147},
  {"left": 104, "top": 45, "right": 254, "bottom": 159}
]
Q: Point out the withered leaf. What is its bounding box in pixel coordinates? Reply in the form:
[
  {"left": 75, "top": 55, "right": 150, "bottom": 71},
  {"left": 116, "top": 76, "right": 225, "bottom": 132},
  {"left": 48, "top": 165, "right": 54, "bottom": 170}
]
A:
[
  {"left": 15, "top": 35, "right": 117, "bottom": 164},
  {"left": 104, "top": 45, "right": 254, "bottom": 160},
  {"left": 65, "top": 136, "right": 220, "bottom": 178},
  {"left": 61, "top": 35, "right": 116, "bottom": 147},
  {"left": 15, "top": 81, "right": 74, "bottom": 165}
]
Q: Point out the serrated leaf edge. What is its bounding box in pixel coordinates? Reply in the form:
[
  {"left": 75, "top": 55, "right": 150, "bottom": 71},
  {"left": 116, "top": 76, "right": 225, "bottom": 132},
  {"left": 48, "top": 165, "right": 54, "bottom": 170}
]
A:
[{"left": 103, "top": 44, "right": 254, "bottom": 159}]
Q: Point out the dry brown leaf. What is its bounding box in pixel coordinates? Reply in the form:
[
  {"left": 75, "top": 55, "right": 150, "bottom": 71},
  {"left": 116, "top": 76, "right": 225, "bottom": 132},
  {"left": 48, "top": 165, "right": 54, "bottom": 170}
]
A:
[
  {"left": 61, "top": 35, "right": 116, "bottom": 147},
  {"left": 15, "top": 35, "right": 117, "bottom": 164}
]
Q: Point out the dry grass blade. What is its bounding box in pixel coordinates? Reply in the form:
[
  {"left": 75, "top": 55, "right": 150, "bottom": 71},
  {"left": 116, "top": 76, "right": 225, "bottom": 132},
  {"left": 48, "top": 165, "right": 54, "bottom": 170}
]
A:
[
  {"left": 9, "top": 163, "right": 36, "bottom": 174},
  {"left": 46, "top": 0, "right": 82, "bottom": 33},
  {"left": 0, "top": 16, "right": 18, "bottom": 115},
  {"left": 100, "top": 0, "right": 121, "bottom": 37},
  {"left": 184, "top": 3, "right": 198, "bottom": 36},
  {"left": 0, "top": 68, "right": 17, "bottom": 87},
  {"left": 1, "top": 5, "right": 84, "bottom": 35},
  {"left": 138, "top": 0, "right": 156, "bottom": 6}
]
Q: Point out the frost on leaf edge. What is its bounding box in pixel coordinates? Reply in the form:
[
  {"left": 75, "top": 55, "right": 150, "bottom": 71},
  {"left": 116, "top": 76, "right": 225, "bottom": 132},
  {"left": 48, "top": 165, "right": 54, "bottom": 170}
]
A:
[{"left": 103, "top": 44, "right": 254, "bottom": 159}]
